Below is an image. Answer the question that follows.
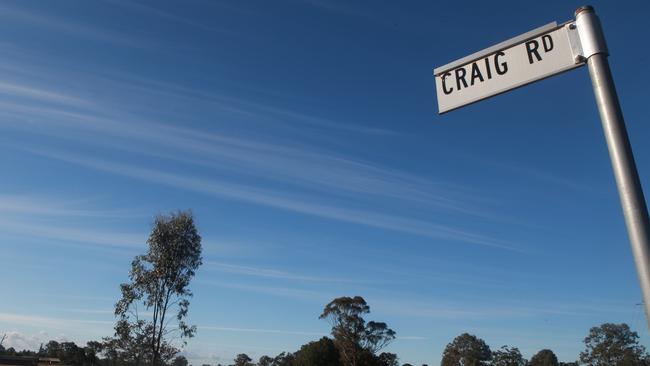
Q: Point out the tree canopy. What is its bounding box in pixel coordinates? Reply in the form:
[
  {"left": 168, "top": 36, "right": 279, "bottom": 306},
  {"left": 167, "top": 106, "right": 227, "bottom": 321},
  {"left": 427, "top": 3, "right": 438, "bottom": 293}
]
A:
[
  {"left": 579, "top": 323, "right": 648, "bottom": 366},
  {"left": 272, "top": 352, "right": 296, "bottom": 366},
  {"left": 491, "top": 345, "right": 526, "bottom": 366},
  {"left": 171, "top": 356, "right": 188, "bottom": 366},
  {"left": 232, "top": 354, "right": 254, "bottom": 366},
  {"left": 377, "top": 352, "right": 399, "bottom": 366},
  {"left": 528, "top": 349, "right": 558, "bottom": 366},
  {"left": 294, "top": 337, "right": 342, "bottom": 366},
  {"left": 114, "top": 210, "right": 203, "bottom": 366},
  {"left": 319, "top": 296, "right": 396, "bottom": 366},
  {"left": 440, "top": 333, "right": 491, "bottom": 366},
  {"left": 257, "top": 356, "right": 274, "bottom": 366}
]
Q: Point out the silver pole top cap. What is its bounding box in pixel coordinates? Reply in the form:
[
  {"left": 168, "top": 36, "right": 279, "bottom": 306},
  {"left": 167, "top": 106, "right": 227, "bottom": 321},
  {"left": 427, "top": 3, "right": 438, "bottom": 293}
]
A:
[{"left": 575, "top": 5, "right": 595, "bottom": 17}]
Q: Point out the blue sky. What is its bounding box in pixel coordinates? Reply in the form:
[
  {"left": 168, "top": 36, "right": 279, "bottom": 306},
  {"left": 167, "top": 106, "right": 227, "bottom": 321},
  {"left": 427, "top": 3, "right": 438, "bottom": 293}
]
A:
[{"left": 1, "top": 0, "right": 650, "bottom": 365}]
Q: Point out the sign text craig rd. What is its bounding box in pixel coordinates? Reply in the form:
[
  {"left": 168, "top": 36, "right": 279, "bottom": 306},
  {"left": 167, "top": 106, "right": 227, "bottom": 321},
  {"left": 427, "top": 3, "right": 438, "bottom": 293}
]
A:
[{"left": 434, "top": 23, "right": 583, "bottom": 114}]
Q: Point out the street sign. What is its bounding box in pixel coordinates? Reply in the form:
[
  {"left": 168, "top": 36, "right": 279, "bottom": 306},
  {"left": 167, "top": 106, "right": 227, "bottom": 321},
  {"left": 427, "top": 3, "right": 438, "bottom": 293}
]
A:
[
  {"left": 433, "top": 6, "right": 650, "bottom": 330},
  {"left": 434, "top": 22, "right": 584, "bottom": 114}
]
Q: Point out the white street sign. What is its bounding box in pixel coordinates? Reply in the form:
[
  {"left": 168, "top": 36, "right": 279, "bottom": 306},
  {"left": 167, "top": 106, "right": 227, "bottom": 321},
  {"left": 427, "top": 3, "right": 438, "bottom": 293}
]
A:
[
  {"left": 434, "top": 22, "right": 584, "bottom": 114},
  {"left": 432, "top": 5, "right": 650, "bottom": 331}
]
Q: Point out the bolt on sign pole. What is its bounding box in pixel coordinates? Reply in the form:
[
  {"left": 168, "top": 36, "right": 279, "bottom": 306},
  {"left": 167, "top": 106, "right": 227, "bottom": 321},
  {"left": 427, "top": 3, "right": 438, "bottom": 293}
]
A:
[
  {"left": 433, "top": 5, "right": 650, "bottom": 329},
  {"left": 577, "top": 6, "right": 650, "bottom": 328}
]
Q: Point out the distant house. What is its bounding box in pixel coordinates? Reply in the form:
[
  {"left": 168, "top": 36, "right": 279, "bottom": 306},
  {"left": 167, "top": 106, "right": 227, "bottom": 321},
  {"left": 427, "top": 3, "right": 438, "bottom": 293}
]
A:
[
  {"left": 0, "top": 356, "right": 62, "bottom": 366},
  {"left": 37, "top": 358, "right": 62, "bottom": 366}
]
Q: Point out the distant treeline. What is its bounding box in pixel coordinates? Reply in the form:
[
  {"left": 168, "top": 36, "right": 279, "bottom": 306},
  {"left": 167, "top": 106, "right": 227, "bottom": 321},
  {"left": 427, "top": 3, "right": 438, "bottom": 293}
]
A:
[
  {"left": 1, "top": 307, "right": 647, "bottom": 366},
  {"left": 2, "top": 213, "right": 646, "bottom": 366}
]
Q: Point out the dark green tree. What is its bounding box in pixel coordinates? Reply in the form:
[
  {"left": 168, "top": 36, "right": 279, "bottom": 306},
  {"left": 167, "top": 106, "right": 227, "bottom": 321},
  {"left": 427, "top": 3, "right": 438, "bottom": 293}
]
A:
[
  {"left": 491, "top": 346, "right": 525, "bottom": 366},
  {"left": 172, "top": 356, "right": 189, "bottom": 366},
  {"left": 319, "top": 296, "right": 396, "bottom": 366},
  {"left": 357, "top": 350, "right": 384, "bottom": 366},
  {"left": 272, "top": 352, "right": 295, "bottom": 366},
  {"left": 440, "top": 333, "right": 491, "bottom": 366},
  {"left": 115, "top": 211, "right": 203, "bottom": 366},
  {"left": 579, "top": 323, "right": 647, "bottom": 366},
  {"left": 528, "top": 349, "right": 558, "bottom": 366},
  {"left": 100, "top": 337, "right": 122, "bottom": 366},
  {"left": 233, "top": 354, "right": 253, "bottom": 366},
  {"left": 60, "top": 342, "right": 87, "bottom": 365},
  {"left": 294, "top": 337, "right": 342, "bottom": 366},
  {"left": 258, "top": 356, "right": 274, "bottom": 366},
  {"left": 377, "top": 353, "right": 398, "bottom": 366},
  {"left": 109, "top": 320, "right": 151, "bottom": 366},
  {"left": 44, "top": 341, "right": 62, "bottom": 359},
  {"left": 32, "top": 341, "right": 100, "bottom": 366},
  {"left": 85, "top": 341, "right": 103, "bottom": 366},
  {"left": 362, "top": 322, "right": 396, "bottom": 355}
]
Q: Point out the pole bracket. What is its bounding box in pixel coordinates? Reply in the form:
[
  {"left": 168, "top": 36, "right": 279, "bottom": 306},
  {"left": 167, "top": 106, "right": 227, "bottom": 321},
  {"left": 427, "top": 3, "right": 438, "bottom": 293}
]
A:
[
  {"left": 575, "top": 6, "right": 609, "bottom": 59},
  {"left": 566, "top": 22, "right": 586, "bottom": 64}
]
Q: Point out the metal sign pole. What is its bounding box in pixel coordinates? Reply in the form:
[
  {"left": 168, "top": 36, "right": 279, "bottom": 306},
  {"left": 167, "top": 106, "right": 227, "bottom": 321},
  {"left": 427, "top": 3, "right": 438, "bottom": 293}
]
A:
[{"left": 576, "top": 5, "right": 650, "bottom": 328}]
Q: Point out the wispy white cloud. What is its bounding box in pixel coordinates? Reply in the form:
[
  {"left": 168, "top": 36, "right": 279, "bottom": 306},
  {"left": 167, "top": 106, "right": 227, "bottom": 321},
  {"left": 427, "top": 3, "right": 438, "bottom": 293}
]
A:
[
  {"left": 200, "top": 326, "right": 324, "bottom": 337},
  {"left": 301, "top": 0, "right": 368, "bottom": 17},
  {"left": 61, "top": 309, "right": 114, "bottom": 315},
  {"left": 81, "top": 70, "right": 399, "bottom": 136},
  {"left": 15, "top": 146, "right": 518, "bottom": 251},
  {"left": 201, "top": 238, "right": 280, "bottom": 259},
  {"left": 397, "top": 336, "right": 427, "bottom": 340},
  {"left": 55, "top": 294, "right": 115, "bottom": 302},
  {"left": 0, "top": 81, "right": 91, "bottom": 108},
  {"left": 203, "top": 261, "right": 368, "bottom": 284},
  {"left": 372, "top": 297, "right": 638, "bottom": 321},
  {"left": 0, "top": 312, "right": 113, "bottom": 328},
  {"left": 0, "top": 69, "right": 518, "bottom": 252},
  {"left": 374, "top": 266, "right": 511, "bottom": 289},
  {"left": 0, "top": 216, "right": 145, "bottom": 249},
  {"left": 518, "top": 165, "right": 598, "bottom": 193},
  {"left": 199, "top": 280, "right": 330, "bottom": 302},
  {"left": 0, "top": 93, "right": 506, "bottom": 228},
  {"left": 103, "top": 0, "right": 235, "bottom": 35},
  {"left": 61, "top": 308, "right": 154, "bottom": 318},
  {"left": 0, "top": 4, "right": 142, "bottom": 47},
  {"left": 0, "top": 96, "right": 518, "bottom": 254},
  {"left": 300, "top": 0, "right": 404, "bottom": 30},
  {"left": 460, "top": 152, "right": 598, "bottom": 194},
  {"left": 0, "top": 57, "right": 400, "bottom": 142},
  {"left": 0, "top": 194, "right": 144, "bottom": 218},
  {"left": 0, "top": 75, "right": 501, "bottom": 222}
]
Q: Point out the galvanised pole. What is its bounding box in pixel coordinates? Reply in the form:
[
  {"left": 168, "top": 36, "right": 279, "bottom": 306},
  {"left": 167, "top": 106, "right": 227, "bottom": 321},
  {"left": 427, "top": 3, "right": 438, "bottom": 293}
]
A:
[{"left": 577, "top": 5, "right": 650, "bottom": 328}]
